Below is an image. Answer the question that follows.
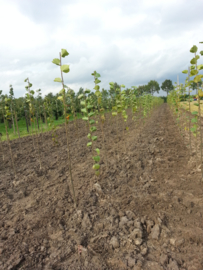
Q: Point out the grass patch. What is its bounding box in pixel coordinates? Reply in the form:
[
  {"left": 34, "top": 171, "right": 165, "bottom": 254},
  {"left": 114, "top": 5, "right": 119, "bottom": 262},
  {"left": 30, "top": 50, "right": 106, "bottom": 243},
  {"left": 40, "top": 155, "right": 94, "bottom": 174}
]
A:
[
  {"left": 0, "top": 113, "right": 82, "bottom": 141},
  {"left": 180, "top": 101, "right": 203, "bottom": 116}
]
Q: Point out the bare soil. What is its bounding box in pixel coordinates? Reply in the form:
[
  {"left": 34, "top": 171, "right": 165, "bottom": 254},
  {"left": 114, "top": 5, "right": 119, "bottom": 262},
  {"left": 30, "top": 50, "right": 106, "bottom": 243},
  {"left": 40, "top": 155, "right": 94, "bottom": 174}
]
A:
[{"left": 0, "top": 104, "right": 203, "bottom": 270}]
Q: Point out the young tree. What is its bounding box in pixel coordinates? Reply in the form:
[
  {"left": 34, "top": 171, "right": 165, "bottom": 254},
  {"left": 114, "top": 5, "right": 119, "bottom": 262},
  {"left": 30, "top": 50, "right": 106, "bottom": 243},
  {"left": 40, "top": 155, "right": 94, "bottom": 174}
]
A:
[
  {"left": 9, "top": 85, "right": 16, "bottom": 133},
  {"left": 161, "top": 79, "right": 174, "bottom": 96}
]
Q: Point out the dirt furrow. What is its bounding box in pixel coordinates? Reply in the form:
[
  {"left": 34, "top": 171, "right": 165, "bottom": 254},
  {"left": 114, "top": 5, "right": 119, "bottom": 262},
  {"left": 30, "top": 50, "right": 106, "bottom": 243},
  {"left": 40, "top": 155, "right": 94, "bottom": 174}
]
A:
[{"left": 0, "top": 104, "right": 203, "bottom": 270}]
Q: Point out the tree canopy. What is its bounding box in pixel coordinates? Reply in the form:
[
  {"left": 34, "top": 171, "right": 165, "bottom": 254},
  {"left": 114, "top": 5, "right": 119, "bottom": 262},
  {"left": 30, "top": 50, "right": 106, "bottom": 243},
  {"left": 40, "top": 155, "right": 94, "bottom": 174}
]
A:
[
  {"left": 147, "top": 80, "right": 160, "bottom": 95},
  {"left": 161, "top": 79, "right": 174, "bottom": 96}
]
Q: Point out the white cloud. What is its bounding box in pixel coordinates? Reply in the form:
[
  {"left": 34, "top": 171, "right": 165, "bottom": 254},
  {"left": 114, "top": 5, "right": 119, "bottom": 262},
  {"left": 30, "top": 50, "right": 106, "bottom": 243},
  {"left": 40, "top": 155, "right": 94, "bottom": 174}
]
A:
[
  {"left": 0, "top": 0, "right": 203, "bottom": 97},
  {"left": 0, "top": 1, "right": 47, "bottom": 51}
]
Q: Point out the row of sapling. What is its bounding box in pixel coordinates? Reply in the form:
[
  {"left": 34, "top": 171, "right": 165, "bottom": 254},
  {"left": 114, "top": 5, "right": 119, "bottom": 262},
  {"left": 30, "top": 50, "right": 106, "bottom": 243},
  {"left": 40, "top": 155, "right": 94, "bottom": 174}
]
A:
[
  {"left": 0, "top": 79, "right": 165, "bottom": 141},
  {"left": 189, "top": 44, "right": 203, "bottom": 179},
  {"left": 8, "top": 86, "right": 23, "bottom": 152},
  {"left": 0, "top": 48, "right": 164, "bottom": 207},
  {"left": 168, "top": 41, "right": 203, "bottom": 181}
]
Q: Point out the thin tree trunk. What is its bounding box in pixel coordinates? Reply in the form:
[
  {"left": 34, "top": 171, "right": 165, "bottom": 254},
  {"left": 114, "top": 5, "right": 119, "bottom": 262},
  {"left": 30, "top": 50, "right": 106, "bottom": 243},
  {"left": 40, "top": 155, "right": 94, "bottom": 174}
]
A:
[
  {"left": 25, "top": 110, "right": 29, "bottom": 133},
  {"left": 0, "top": 133, "right": 4, "bottom": 161},
  {"left": 60, "top": 52, "right": 76, "bottom": 208},
  {"left": 5, "top": 126, "right": 17, "bottom": 178},
  {"left": 14, "top": 112, "right": 22, "bottom": 153}
]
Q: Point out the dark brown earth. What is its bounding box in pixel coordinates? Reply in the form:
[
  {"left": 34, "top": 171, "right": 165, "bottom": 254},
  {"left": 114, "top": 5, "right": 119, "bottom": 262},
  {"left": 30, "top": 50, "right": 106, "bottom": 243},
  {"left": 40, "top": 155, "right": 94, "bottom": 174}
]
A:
[{"left": 0, "top": 104, "right": 203, "bottom": 270}]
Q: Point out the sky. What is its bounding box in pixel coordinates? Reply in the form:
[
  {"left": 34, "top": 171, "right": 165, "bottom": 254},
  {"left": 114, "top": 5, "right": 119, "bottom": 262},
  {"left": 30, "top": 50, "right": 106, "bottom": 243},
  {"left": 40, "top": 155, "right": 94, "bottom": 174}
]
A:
[{"left": 0, "top": 0, "right": 202, "bottom": 98}]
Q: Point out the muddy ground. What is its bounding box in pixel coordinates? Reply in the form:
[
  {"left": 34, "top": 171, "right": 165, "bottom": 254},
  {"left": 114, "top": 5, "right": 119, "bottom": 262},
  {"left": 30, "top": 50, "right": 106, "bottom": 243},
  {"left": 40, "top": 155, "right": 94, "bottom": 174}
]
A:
[{"left": 0, "top": 104, "right": 203, "bottom": 270}]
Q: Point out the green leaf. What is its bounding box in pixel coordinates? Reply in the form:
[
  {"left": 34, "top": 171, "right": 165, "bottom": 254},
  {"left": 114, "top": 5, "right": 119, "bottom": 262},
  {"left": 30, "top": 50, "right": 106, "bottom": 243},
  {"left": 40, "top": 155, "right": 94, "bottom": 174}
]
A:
[
  {"left": 191, "top": 127, "right": 197, "bottom": 132},
  {"left": 94, "top": 85, "right": 100, "bottom": 91},
  {"left": 200, "top": 51, "right": 203, "bottom": 56},
  {"left": 82, "top": 117, "right": 89, "bottom": 121},
  {"left": 192, "top": 111, "right": 198, "bottom": 115},
  {"left": 85, "top": 89, "right": 91, "bottom": 94},
  {"left": 95, "top": 148, "right": 100, "bottom": 155},
  {"left": 92, "top": 136, "right": 97, "bottom": 141},
  {"left": 30, "top": 90, "right": 35, "bottom": 95},
  {"left": 95, "top": 72, "right": 101, "bottom": 78},
  {"left": 182, "top": 70, "right": 188, "bottom": 74},
  {"left": 194, "top": 74, "right": 203, "bottom": 83},
  {"left": 120, "top": 84, "right": 125, "bottom": 88},
  {"left": 87, "top": 142, "right": 92, "bottom": 147},
  {"left": 94, "top": 79, "right": 101, "bottom": 84},
  {"left": 92, "top": 156, "right": 100, "bottom": 162},
  {"left": 61, "top": 49, "right": 69, "bottom": 57},
  {"left": 54, "top": 78, "right": 62, "bottom": 82},
  {"left": 90, "top": 126, "right": 97, "bottom": 132},
  {"left": 80, "top": 101, "right": 85, "bottom": 107},
  {"left": 87, "top": 104, "right": 93, "bottom": 109},
  {"left": 81, "top": 108, "right": 87, "bottom": 113},
  {"left": 190, "top": 45, "right": 198, "bottom": 53},
  {"left": 194, "top": 103, "right": 199, "bottom": 106},
  {"left": 52, "top": 58, "right": 60, "bottom": 66},
  {"left": 89, "top": 119, "right": 95, "bottom": 125},
  {"left": 190, "top": 58, "right": 197, "bottom": 65},
  {"left": 191, "top": 118, "right": 198, "bottom": 123},
  {"left": 95, "top": 91, "right": 101, "bottom": 97},
  {"left": 57, "top": 96, "right": 63, "bottom": 101},
  {"left": 61, "top": 65, "right": 70, "bottom": 73},
  {"left": 78, "top": 94, "right": 83, "bottom": 99},
  {"left": 59, "top": 89, "right": 65, "bottom": 95},
  {"left": 190, "top": 70, "right": 198, "bottom": 76},
  {"left": 88, "top": 112, "right": 95, "bottom": 117},
  {"left": 112, "top": 112, "right": 117, "bottom": 116},
  {"left": 87, "top": 133, "right": 91, "bottom": 139},
  {"left": 197, "top": 64, "right": 203, "bottom": 70},
  {"left": 93, "top": 164, "right": 100, "bottom": 170}
]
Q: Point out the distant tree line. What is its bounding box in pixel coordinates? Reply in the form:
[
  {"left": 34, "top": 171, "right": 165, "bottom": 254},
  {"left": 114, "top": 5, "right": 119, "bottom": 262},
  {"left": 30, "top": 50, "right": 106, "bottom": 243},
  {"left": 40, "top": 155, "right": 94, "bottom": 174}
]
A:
[{"left": 0, "top": 79, "right": 176, "bottom": 126}]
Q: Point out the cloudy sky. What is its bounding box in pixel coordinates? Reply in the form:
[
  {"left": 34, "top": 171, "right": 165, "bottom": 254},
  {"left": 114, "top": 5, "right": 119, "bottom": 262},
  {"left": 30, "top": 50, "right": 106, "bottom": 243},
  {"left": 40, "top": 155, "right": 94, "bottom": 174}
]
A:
[{"left": 0, "top": 0, "right": 202, "bottom": 98}]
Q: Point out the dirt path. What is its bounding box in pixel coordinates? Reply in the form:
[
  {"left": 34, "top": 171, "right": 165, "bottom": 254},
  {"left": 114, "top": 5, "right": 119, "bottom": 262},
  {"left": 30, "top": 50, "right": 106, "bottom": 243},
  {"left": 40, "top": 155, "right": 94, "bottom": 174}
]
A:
[{"left": 0, "top": 104, "right": 203, "bottom": 270}]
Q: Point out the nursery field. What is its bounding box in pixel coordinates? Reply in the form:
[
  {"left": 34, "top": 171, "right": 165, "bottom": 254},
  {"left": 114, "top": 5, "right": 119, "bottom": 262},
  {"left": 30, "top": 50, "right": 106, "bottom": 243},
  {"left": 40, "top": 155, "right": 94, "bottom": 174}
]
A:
[
  {"left": 0, "top": 104, "right": 203, "bottom": 270},
  {"left": 0, "top": 113, "right": 83, "bottom": 142}
]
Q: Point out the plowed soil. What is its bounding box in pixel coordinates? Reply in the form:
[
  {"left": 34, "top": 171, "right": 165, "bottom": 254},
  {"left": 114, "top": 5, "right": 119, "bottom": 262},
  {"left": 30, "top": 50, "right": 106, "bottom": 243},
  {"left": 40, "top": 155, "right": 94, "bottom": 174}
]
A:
[{"left": 0, "top": 104, "right": 203, "bottom": 270}]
